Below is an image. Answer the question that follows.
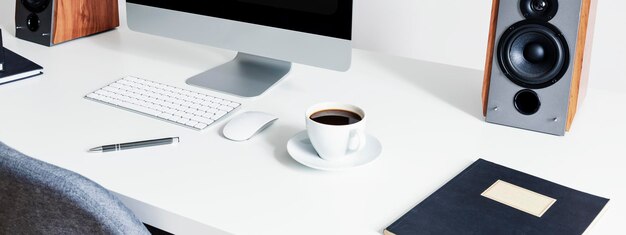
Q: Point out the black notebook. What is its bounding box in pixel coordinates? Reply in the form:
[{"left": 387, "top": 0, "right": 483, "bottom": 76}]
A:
[
  {"left": 385, "top": 159, "right": 609, "bottom": 235},
  {"left": 0, "top": 29, "right": 43, "bottom": 85}
]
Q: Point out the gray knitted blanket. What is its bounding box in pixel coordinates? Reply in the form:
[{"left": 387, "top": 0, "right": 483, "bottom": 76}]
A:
[{"left": 0, "top": 142, "right": 150, "bottom": 235}]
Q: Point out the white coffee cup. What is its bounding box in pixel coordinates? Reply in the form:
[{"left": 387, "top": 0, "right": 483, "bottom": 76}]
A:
[{"left": 306, "top": 102, "right": 367, "bottom": 161}]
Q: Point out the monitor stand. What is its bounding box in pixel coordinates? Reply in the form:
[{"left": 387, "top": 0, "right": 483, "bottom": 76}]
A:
[{"left": 186, "top": 52, "right": 291, "bottom": 97}]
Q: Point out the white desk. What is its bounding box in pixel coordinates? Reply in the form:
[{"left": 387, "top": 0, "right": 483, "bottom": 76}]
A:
[{"left": 1, "top": 4, "right": 625, "bottom": 235}]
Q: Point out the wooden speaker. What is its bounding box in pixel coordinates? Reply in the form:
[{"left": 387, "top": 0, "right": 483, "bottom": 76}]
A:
[
  {"left": 15, "top": 0, "right": 119, "bottom": 46},
  {"left": 482, "top": 0, "right": 597, "bottom": 135}
]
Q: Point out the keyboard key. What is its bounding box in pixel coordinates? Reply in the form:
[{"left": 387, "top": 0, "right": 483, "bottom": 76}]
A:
[
  {"left": 86, "top": 93, "right": 102, "bottom": 100},
  {"left": 218, "top": 105, "right": 234, "bottom": 112},
  {"left": 195, "top": 123, "right": 209, "bottom": 129},
  {"left": 211, "top": 111, "right": 228, "bottom": 120},
  {"left": 180, "top": 107, "right": 193, "bottom": 113},
  {"left": 165, "top": 108, "right": 178, "bottom": 114},
  {"left": 102, "top": 86, "right": 120, "bottom": 93},
  {"left": 144, "top": 108, "right": 161, "bottom": 117},
  {"left": 177, "top": 118, "right": 191, "bottom": 124},
  {"left": 202, "top": 97, "right": 215, "bottom": 103},
  {"left": 227, "top": 102, "right": 241, "bottom": 108},
  {"left": 158, "top": 113, "right": 173, "bottom": 120},
  {"left": 183, "top": 101, "right": 194, "bottom": 107},
  {"left": 181, "top": 113, "right": 194, "bottom": 119},
  {"left": 198, "top": 106, "right": 210, "bottom": 112},
  {"left": 198, "top": 117, "right": 214, "bottom": 124},
  {"left": 126, "top": 76, "right": 140, "bottom": 82},
  {"left": 193, "top": 110, "right": 205, "bottom": 116},
  {"left": 168, "top": 115, "right": 182, "bottom": 122},
  {"left": 207, "top": 108, "right": 219, "bottom": 114},
  {"left": 190, "top": 115, "right": 209, "bottom": 123}
]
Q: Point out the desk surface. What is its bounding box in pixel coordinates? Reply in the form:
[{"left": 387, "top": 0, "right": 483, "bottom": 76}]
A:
[{"left": 1, "top": 3, "right": 625, "bottom": 235}]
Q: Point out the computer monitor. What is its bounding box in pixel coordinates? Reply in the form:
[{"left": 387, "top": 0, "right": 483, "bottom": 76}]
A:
[{"left": 126, "top": 1, "right": 353, "bottom": 97}]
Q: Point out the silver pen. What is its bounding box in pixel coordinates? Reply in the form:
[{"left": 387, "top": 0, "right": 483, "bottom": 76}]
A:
[{"left": 88, "top": 137, "right": 180, "bottom": 153}]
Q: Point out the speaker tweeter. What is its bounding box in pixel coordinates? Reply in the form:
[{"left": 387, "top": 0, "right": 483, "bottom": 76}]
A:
[{"left": 520, "top": 0, "right": 559, "bottom": 20}]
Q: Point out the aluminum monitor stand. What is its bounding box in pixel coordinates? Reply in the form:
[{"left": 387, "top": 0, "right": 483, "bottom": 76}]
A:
[{"left": 186, "top": 52, "right": 291, "bottom": 97}]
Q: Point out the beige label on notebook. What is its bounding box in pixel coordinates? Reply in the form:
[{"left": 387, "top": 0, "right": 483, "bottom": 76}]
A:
[{"left": 481, "top": 180, "right": 556, "bottom": 217}]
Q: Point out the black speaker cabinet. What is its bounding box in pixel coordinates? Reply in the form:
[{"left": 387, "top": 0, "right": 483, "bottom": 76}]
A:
[
  {"left": 0, "top": 29, "right": 4, "bottom": 71},
  {"left": 15, "top": 0, "right": 119, "bottom": 46},
  {"left": 482, "top": 0, "right": 597, "bottom": 135}
]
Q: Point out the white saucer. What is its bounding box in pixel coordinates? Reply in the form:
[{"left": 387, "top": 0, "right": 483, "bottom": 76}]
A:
[{"left": 287, "top": 131, "right": 382, "bottom": 171}]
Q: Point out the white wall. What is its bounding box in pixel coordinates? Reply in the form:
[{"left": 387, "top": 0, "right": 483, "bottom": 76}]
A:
[
  {"left": 584, "top": 1, "right": 626, "bottom": 93},
  {"left": 353, "top": 0, "right": 492, "bottom": 70},
  {"left": 352, "top": 0, "right": 626, "bottom": 93}
]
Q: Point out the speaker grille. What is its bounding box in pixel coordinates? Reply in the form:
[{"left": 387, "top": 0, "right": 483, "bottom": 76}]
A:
[{"left": 497, "top": 21, "right": 569, "bottom": 89}]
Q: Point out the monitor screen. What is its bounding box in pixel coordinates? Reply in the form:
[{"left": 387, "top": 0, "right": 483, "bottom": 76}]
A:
[{"left": 126, "top": 0, "right": 352, "bottom": 40}]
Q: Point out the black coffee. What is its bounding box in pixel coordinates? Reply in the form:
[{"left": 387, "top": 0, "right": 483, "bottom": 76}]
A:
[{"left": 310, "top": 109, "right": 362, "bottom": 126}]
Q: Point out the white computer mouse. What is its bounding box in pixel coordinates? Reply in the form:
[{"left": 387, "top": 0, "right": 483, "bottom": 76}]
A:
[{"left": 222, "top": 111, "right": 278, "bottom": 141}]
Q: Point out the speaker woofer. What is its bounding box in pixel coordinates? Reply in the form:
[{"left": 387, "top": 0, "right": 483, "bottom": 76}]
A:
[
  {"left": 22, "top": 0, "right": 50, "bottom": 13},
  {"left": 498, "top": 21, "right": 569, "bottom": 89},
  {"left": 521, "top": 0, "right": 558, "bottom": 20}
]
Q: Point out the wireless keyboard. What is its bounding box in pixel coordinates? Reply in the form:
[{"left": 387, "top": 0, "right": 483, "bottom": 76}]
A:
[{"left": 85, "top": 76, "right": 240, "bottom": 130}]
